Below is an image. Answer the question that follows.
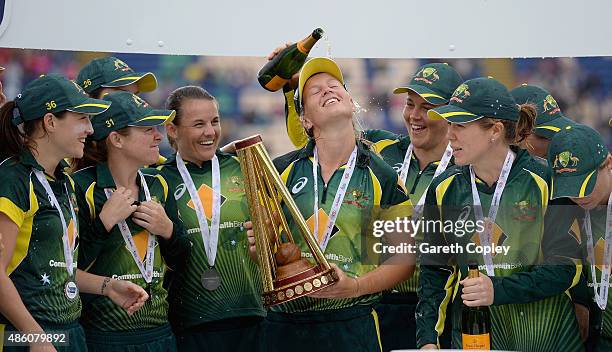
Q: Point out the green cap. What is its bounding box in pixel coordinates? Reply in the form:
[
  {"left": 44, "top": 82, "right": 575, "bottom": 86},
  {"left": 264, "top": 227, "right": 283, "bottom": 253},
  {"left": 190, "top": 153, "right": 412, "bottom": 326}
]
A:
[
  {"left": 91, "top": 91, "right": 175, "bottom": 141},
  {"left": 76, "top": 57, "right": 157, "bottom": 94},
  {"left": 13, "top": 74, "right": 110, "bottom": 125},
  {"left": 393, "top": 63, "right": 463, "bottom": 105},
  {"left": 427, "top": 77, "right": 519, "bottom": 124},
  {"left": 547, "top": 124, "right": 608, "bottom": 199},
  {"left": 510, "top": 84, "right": 575, "bottom": 139}
]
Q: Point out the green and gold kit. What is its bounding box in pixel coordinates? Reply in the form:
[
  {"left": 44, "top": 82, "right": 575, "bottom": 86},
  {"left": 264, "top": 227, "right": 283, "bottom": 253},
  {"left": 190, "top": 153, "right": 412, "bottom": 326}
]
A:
[
  {"left": 157, "top": 152, "right": 265, "bottom": 332},
  {"left": 416, "top": 148, "right": 583, "bottom": 351},
  {"left": 272, "top": 140, "right": 409, "bottom": 313},
  {"left": 73, "top": 163, "right": 189, "bottom": 331},
  {"left": 0, "top": 151, "right": 82, "bottom": 325}
]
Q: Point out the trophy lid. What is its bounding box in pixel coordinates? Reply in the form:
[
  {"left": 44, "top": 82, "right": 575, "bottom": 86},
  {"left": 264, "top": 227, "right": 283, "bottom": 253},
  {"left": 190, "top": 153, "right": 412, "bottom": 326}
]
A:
[{"left": 235, "top": 134, "right": 263, "bottom": 151}]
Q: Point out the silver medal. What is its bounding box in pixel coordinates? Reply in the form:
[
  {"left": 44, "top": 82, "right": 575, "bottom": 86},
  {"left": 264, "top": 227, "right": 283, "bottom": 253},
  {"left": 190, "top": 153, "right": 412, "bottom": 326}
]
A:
[{"left": 201, "top": 268, "right": 221, "bottom": 291}]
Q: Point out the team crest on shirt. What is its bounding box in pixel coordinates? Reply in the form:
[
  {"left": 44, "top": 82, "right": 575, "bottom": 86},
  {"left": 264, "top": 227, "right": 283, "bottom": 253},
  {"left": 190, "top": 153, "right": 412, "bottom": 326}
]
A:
[
  {"left": 306, "top": 208, "right": 340, "bottom": 244},
  {"left": 450, "top": 83, "right": 471, "bottom": 103},
  {"left": 114, "top": 59, "right": 132, "bottom": 72},
  {"left": 542, "top": 95, "right": 561, "bottom": 115},
  {"left": 553, "top": 151, "right": 579, "bottom": 173},
  {"left": 470, "top": 222, "right": 508, "bottom": 257},
  {"left": 186, "top": 184, "right": 227, "bottom": 220},
  {"left": 414, "top": 67, "right": 440, "bottom": 85},
  {"left": 343, "top": 189, "right": 368, "bottom": 209},
  {"left": 511, "top": 200, "right": 537, "bottom": 222},
  {"left": 226, "top": 176, "right": 245, "bottom": 193}
]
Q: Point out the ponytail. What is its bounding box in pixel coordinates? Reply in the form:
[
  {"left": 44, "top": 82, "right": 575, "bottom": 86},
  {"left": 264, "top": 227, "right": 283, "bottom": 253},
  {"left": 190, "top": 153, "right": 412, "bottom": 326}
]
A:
[
  {"left": 0, "top": 101, "right": 35, "bottom": 160},
  {"left": 514, "top": 103, "right": 536, "bottom": 144}
]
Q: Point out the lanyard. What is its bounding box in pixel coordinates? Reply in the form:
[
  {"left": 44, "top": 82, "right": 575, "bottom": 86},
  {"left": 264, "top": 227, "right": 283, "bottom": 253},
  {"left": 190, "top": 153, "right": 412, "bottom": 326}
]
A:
[
  {"left": 176, "top": 153, "right": 221, "bottom": 267},
  {"left": 312, "top": 146, "right": 357, "bottom": 251},
  {"left": 33, "top": 170, "right": 78, "bottom": 277},
  {"left": 412, "top": 143, "right": 453, "bottom": 219},
  {"left": 469, "top": 150, "right": 515, "bottom": 277},
  {"left": 585, "top": 191, "right": 612, "bottom": 310},
  {"left": 104, "top": 171, "right": 154, "bottom": 283}
]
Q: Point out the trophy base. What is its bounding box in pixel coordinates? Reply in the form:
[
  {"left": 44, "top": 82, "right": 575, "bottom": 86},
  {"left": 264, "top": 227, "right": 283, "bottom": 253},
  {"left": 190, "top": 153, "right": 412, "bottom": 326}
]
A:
[{"left": 263, "top": 264, "right": 338, "bottom": 307}]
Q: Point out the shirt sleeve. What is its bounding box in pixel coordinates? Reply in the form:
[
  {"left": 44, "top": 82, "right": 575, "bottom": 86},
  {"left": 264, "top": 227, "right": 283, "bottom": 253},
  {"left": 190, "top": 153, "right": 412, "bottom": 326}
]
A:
[{"left": 416, "top": 185, "right": 457, "bottom": 348}]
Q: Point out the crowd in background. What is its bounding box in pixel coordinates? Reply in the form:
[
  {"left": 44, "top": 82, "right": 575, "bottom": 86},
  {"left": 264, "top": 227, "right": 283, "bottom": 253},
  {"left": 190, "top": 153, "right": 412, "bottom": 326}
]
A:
[{"left": 0, "top": 49, "right": 608, "bottom": 156}]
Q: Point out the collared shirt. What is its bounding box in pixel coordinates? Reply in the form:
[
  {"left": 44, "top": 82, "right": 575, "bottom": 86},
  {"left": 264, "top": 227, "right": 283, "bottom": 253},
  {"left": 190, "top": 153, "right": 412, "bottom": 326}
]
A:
[
  {"left": 73, "top": 163, "right": 189, "bottom": 331},
  {"left": 0, "top": 150, "right": 81, "bottom": 325},
  {"left": 157, "top": 151, "right": 265, "bottom": 332},
  {"left": 272, "top": 139, "right": 409, "bottom": 313}
]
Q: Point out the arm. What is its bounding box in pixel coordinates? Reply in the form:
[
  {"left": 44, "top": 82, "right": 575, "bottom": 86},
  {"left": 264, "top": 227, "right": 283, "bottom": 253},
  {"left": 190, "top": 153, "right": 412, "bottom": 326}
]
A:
[
  {"left": 416, "top": 187, "right": 457, "bottom": 349},
  {"left": 0, "top": 214, "right": 47, "bottom": 334},
  {"left": 75, "top": 269, "right": 147, "bottom": 316},
  {"left": 486, "top": 198, "right": 582, "bottom": 305},
  {"left": 155, "top": 186, "right": 191, "bottom": 271}
]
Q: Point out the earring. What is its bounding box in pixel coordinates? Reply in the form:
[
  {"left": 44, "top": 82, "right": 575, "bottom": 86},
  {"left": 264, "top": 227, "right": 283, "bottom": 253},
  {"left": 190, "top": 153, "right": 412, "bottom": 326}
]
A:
[{"left": 490, "top": 138, "right": 495, "bottom": 143}]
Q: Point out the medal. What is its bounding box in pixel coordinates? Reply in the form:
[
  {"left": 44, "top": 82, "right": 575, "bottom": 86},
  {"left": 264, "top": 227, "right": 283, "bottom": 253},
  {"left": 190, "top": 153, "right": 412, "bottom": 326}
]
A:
[
  {"left": 64, "top": 280, "right": 78, "bottom": 300},
  {"left": 201, "top": 267, "right": 221, "bottom": 291}
]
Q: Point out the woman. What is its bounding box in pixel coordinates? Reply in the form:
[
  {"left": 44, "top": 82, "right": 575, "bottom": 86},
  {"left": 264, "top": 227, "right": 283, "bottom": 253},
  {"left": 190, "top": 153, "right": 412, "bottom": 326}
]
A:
[
  {"left": 76, "top": 56, "right": 157, "bottom": 99},
  {"left": 416, "top": 77, "right": 583, "bottom": 351},
  {"left": 545, "top": 124, "right": 611, "bottom": 351},
  {"left": 0, "top": 74, "right": 147, "bottom": 352},
  {"left": 159, "top": 86, "right": 265, "bottom": 352},
  {"left": 254, "top": 57, "right": 414, "bottom": 352},
  {"left": 72, "top": 91, "right": 189, "bottom": 351}
]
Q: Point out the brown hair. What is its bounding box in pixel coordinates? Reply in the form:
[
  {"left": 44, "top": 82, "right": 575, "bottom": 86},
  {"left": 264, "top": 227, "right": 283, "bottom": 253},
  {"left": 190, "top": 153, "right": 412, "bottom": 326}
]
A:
[
  {"left": 0, "top": 101, "right": 67, "bottom": 160},
  {"left": 72, "top": 128, "right": 130, "bottom": 170},
  {"left": 164, "top": 86, "right": 217, "bottom": 149},
  {"left": 476, "top": 103, "right": 536, "bottom": 145}
]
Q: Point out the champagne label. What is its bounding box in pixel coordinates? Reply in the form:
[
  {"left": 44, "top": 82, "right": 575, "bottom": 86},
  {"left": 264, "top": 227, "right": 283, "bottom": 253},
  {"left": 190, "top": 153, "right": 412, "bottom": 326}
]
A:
[{"left": 462, "top": 333, "right": 491, "bottom": 350}]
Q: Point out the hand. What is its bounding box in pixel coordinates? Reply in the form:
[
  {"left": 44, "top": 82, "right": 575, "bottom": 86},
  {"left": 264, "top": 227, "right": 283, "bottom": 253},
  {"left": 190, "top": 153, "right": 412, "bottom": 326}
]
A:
[
  {"left": 30, "top": 342, "right": 57, "bottom": 352},
  {"left": 132, "top": 201, "right": 173, "bottom": 239},
  {"left": 266, "top": 42, "right": 300, "bottom": 90},
  {"left": 308, "top": 264, "right": 360, "bottom": 299},
  {"left": 420, "top": 344, "right": 438, "bottom": 349},
  {"left": 99, "top": 187, "right": 137, "bottom": 231},
  {"left": 460, "top": 272, "right": 494, "bottom": 307},
  {"left": 574, "top": 303, "right": 589, "bottom": 341},
  {"left": 245, "top": 221, "right": 257, "bottom": 262},
  {"left": 105, "top": 279, "right": 148, "bottom": 316}
]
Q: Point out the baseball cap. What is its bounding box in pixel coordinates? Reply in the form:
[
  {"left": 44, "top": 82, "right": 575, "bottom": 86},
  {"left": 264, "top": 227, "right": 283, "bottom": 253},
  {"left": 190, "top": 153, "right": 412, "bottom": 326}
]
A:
[
  {"left": 510, "top": 84, "right": 575, "bottom": 139},
  {"left": 295, "top": 57, "right": 344, "bottom": 114},
  {"left": 91, "top": 91, "right": 175, "bottom": 141},
  {"left": 548, "top": 124, "right": 609, "bottom": 199},
  {"left": 13, "top": 74, "right": 110, "bottom": 126},
  {"left": 76, "top": 57, "right": 157, "bottom": 94},
  {"left": 393, "top": 63, "right": 463, "bottom": 105},
  {"left": 428, "top": 77, "right": 520, "bottom": 124}
]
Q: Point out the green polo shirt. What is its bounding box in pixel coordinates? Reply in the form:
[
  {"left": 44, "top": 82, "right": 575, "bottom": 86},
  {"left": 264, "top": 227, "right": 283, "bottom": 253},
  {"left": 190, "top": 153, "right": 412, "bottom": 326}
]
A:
[
  {"left": 272, "top": 139, "right": 410, "bottom": 313},
  {"left": 157, "top": 151, "right": 265, "bottom": 332},
  {"left": 0, "top": 150, "right": 81, "bottom": 325},
  {"left": 365, "top": 129, "right": 454, "bottom": 294},
  {"left": 416, "top": 148, "right": 583, "bottom": 351},
  {"left": 73, "top": 163, "right": 189, "bottom": 331}
]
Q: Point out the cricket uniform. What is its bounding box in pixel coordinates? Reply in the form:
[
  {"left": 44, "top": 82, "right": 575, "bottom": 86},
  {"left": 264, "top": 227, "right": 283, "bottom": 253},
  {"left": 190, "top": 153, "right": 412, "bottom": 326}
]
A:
[
  {"left": 0, "top": 152, "right": 86, "bottom": 352},
  {"left": 73, "top": 164, "right": 188, "bottom": 351},
  {"left": 266, "top": 139, "right": 410, "bottom": 352},
  {"left": 417, "top": 148, "right": 583, "bottom": 351},
  {"left": 158, "top": 152, "right": 265, "bottom": 352}
]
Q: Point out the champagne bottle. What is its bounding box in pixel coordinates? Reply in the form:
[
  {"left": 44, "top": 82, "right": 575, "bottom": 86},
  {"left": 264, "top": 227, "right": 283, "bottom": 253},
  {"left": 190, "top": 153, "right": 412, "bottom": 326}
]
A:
[
  {"left": 258, "top": 28, "right": 324, "bottom": 92},
  {"left": 461, "top": 262, "right": 491, "bottom": 350}
]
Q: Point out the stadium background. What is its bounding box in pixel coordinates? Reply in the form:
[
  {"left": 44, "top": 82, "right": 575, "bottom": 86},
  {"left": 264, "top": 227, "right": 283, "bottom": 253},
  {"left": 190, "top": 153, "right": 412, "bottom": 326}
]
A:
[{"left": 0, "top": 49, "right": 609, "bottom": 157}]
